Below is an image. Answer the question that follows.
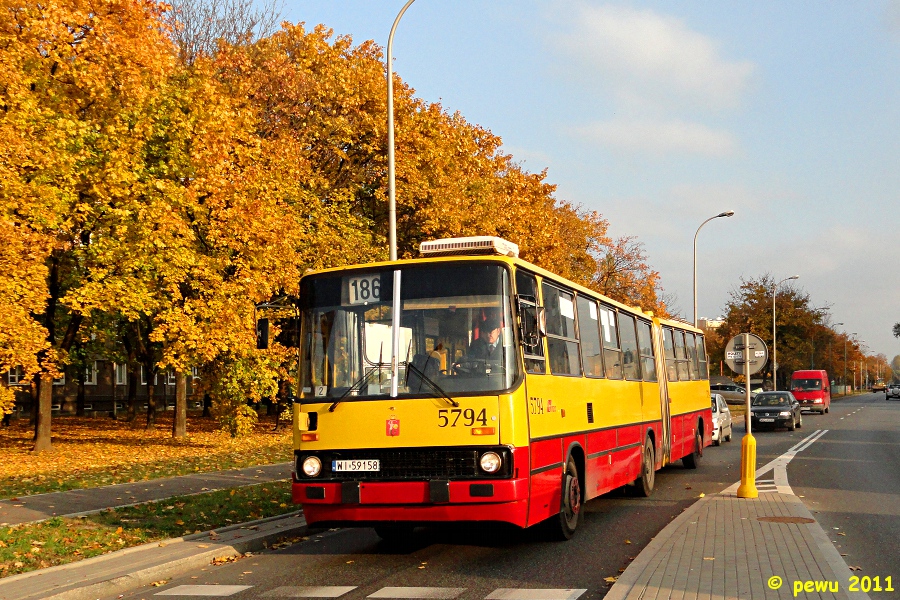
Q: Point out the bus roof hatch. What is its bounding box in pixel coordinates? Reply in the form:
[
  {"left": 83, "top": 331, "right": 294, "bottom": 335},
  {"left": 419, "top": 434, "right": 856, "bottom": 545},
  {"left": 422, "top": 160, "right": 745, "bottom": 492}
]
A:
[{"left": 419, "top": 236, "right": 519, "bottom": 258}]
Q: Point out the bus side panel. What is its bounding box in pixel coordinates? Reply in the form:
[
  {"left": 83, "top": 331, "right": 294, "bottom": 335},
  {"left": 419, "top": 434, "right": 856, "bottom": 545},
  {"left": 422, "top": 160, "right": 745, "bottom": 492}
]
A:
[
  {"left": 527, "top": 437, "right": 564, "bottom": 526},
  {"left": 585, "top": 428, "right": 616, "bottom": 498}
]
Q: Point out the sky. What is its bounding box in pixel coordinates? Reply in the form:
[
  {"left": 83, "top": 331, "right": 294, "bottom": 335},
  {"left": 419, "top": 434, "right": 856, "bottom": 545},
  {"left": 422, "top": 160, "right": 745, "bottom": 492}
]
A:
[{"left": 285, "top": 1, "right": 900, "bottom": 359}]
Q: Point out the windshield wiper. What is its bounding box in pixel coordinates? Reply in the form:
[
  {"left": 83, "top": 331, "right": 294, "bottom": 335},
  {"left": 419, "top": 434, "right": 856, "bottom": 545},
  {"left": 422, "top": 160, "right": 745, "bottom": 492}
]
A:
[
  {"left": 328, "top": 365, "right": 387, "bottom": 413},
  {"left": 405, "top": 361, "right": 459, "bottom": 407}
]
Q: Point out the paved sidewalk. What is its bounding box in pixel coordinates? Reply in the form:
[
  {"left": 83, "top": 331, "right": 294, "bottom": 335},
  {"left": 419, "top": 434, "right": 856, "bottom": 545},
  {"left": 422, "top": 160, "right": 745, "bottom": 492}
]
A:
[
  {"left": 0, "top": 462, "right": 292, "bottom": 525},
  {"left": 605, "top": 489, "right": 870, "bottom": 600}
]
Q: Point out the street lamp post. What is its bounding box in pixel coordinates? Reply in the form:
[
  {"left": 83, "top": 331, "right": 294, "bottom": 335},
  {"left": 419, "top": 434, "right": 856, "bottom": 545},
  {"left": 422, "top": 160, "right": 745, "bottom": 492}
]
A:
[
  {"left": 772, "top": 275, "right": 799, "bottom": 391},
  {"left": 693, "top": 211, "right": 735, "bottom": 327},
  {"left": 386, "top": 0, "right": 417, "bottom": 262}
]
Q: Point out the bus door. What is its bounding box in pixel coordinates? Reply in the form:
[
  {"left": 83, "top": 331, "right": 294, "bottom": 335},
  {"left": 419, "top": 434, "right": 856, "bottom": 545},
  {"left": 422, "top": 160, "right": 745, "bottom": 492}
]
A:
[{"left": 652, "top": 321, "right": 672, "bottom": 466}]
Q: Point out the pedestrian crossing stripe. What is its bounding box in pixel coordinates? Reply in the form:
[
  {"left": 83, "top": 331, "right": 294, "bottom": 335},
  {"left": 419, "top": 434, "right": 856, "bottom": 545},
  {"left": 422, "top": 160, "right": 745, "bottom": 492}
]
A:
[
  {"left": 369, "top": 587, "right": 467, "bottom": 599},
  {"left": 155, "top": 584, "right": 252, "bottom": 596},
  {"left": 156, "top": 586, "right": 588, "bottom": 598},
  {"left": 264, "top": 586, "right": 359, "bottom": 597}
]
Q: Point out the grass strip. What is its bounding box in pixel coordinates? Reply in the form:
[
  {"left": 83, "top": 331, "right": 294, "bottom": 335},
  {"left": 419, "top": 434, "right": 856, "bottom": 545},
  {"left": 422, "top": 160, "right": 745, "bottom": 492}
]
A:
[{"left": 0, "top": 480, "right": 295, "bottom": 579}]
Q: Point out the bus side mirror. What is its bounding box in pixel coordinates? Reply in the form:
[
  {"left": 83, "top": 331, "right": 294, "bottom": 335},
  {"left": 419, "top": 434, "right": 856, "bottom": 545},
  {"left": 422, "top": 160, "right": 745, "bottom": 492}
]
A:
[
  {"left": 256, "top": 318, "right": 270, "bottom": 350},
  {"left": 519, "top": 304, "right": 545, "bottom": 348}
]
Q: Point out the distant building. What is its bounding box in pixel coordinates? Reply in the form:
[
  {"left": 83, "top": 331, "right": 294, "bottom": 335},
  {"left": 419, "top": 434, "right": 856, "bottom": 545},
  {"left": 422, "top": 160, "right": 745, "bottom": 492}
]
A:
[{"left": 698, "top": 317, "right": 725, "bottom": 330}]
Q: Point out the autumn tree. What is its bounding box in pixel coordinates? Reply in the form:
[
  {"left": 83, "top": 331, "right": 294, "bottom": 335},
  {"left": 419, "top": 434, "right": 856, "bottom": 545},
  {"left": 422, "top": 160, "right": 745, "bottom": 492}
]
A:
[
  {"left": 710, "top": 275, "right": 844, "bottom": 389},
  {"left": 0, "top": 0, "right": 180, "bottom": 450}
]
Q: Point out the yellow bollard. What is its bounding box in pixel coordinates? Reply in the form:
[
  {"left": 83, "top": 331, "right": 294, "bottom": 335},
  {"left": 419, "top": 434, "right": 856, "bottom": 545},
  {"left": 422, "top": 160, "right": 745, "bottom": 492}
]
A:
[{"left": 736, "top": 433, "right": 758, "bottom": 498}]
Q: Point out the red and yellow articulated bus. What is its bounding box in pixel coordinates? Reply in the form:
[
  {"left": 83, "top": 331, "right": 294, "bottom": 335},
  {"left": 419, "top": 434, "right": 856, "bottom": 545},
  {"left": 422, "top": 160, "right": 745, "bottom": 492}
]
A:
[{"left": 280, "top": 237, "right": 711, "bottom": 540}]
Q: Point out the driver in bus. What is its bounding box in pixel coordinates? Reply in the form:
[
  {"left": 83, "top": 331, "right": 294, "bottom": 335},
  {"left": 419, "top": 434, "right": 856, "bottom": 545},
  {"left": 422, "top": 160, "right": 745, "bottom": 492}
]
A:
[{"left": 466, "top": 314, "right": 503, "bottom": 362}]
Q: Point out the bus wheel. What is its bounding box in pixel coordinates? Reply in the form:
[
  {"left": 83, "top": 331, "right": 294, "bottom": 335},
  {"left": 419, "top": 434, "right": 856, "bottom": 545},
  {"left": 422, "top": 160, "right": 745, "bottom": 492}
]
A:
[
  {"left": 551, "top": 458, "right": 582, "bottom": 540},
  {"left": 634, "top": 438, "right": 655, "bottom": 497},
  {"left": 682, "top": 429, "right": 703, "bottom": 469},
  {"left": 374, "top": 524, "right": 415, "bottom": 543}
]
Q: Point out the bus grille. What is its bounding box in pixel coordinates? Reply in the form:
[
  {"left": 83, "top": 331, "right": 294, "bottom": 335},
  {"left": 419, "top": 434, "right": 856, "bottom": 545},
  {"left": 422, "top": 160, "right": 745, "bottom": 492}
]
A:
[{"left": 297, "top": 447, "right": 512, "bottom": 481}]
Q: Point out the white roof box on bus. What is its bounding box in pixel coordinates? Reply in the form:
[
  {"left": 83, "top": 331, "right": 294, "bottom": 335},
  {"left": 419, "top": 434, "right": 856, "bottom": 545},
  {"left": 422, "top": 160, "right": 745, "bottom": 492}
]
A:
[{"left": 419, "top": 236, "right": 519, "bottom": 258}]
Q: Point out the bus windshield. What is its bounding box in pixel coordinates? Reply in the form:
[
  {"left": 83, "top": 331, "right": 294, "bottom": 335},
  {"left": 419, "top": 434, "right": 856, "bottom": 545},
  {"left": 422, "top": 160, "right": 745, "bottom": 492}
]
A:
[
  {"left": 298, "top": 262, "right": 518, "bottom": 399},
  {"left": 792, "top": 378, "right": 822, "bottom": 390}
]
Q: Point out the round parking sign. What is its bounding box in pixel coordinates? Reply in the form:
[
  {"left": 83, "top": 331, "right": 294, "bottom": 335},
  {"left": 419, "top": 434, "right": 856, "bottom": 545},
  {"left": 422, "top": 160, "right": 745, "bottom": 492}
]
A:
[{"left": 724, "top": 333, "right": 768, "bottom": 375}]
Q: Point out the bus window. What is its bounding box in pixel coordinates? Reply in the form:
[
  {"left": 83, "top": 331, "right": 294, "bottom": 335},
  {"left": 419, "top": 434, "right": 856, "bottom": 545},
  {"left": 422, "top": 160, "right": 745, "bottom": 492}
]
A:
[
  {"left": 685, "top": 333, "right": 699, "bottom": 380},
  {"left": 517, "top": 270, "right": 545, "bottom": 374},
  {"left": 696, "top": 334, "right": 709, "bottom": 379},
  {"left": 577, "top": 296, "right": 604, "bottom": 377},
  {"left": 543, "top": 283, "right": 581, "bottom": 376},
  {"left": 617, "top": 312, "right": 641, "bottom": 381},
  {"left": 673, "top": 330, "right": 689, "bottom": 381},
  {"left": 637, "top": 320, "right": 657, "bottom": 382},
  {"left": 599, "top": 305, "right": 623, "bottom": 379},
  {"left": 663, "top": 327, "right": 678, "bottom": 382}
]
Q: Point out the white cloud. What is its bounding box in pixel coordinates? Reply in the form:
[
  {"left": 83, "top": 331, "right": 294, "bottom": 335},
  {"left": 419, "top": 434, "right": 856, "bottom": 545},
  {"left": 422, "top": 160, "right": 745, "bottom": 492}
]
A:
[
  {"left": 553, "top": 3, "right": 755, "bottom": 111},
  {"left": 576, "top": 118, "right": 736, "bottom": 156}
]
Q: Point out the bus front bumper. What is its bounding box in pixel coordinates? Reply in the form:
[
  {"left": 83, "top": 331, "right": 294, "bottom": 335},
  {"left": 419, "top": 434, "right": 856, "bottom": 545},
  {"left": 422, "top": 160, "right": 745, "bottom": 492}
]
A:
[{"left": 293, "top": 478, "right": 530, "bottom": 528}]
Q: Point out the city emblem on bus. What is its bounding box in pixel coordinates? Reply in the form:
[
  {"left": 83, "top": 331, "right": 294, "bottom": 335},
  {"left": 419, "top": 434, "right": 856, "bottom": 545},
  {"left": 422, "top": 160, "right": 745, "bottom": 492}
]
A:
[{"left": 386, "top": 418, "right": 400, "bottom": 436}]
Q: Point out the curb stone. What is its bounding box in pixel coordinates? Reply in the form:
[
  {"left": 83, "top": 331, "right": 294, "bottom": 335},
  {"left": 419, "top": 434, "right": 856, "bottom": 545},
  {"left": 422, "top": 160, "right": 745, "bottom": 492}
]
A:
[{"left": 0, "top": 511, "right": 307, "bottom": 600}]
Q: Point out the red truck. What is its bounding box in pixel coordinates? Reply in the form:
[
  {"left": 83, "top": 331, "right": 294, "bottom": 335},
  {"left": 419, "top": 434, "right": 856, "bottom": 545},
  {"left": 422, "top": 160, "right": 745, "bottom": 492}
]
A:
[{"left": 790, "top": 370, "right": 831, "bottom": 414}]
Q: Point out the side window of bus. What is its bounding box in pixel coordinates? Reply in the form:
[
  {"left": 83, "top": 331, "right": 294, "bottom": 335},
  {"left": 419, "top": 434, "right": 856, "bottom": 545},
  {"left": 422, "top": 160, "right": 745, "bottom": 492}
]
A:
[
  {"left": 674, "top": 330, "right": 689, "bottom": 381},
  {"left": 696, "top": 334, "right": 709, "bottom": 379},
  {"left": 663, "top": 327, "right": 678, "bottom": 382},
  {"left": 685, "top": 333, "right": 699, "bottom": 380},
  {"left": 599, "top": 305, "right": 623, "bottom": 379},
  {"left": 516, "top": 271, "right": 545, "bottom": 374},
  {"left": 617, "top": 312, "right": 641, "bottom": 381},
  {"left": 637, "top": 320, "right": 657, "bottom": 382},
  {"left": 542, "top": 283, "right": 581, "bottom": 376},
  {"left": 577, "top": 296, "right": 604, "bottom": 378}
]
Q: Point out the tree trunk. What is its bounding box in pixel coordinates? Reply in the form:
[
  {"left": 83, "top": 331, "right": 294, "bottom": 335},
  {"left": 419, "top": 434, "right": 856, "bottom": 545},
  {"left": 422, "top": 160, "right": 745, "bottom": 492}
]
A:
[
  {"left": 30, "top": 374, "right": 40, "bottom": 428},
  {"left": 126, "top": 367, "right": 138, "bottom": 422},
  {"left": 145, "top": 363, "right": 157, "bottom": 429},
  {"left": 76, "top": 377, "right": 86, "bottom": 417},
  {"left": 173, "top": 371, "right": 187, "bottom": 438},
  {"left": 33, "top": 373, "right": 54, "bottom": 452},
  {"left": 202, "top": 392, "right": 212, "bottom": 418}
]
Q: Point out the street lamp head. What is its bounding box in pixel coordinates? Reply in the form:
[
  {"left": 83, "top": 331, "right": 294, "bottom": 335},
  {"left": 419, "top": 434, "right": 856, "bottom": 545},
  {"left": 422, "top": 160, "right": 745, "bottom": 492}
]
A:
[
  {"left": 788, "top": 275, "right": 799, "bottom": 280},
  {"left": 717, "top": 210, "right": 735, "bottom": 218}
]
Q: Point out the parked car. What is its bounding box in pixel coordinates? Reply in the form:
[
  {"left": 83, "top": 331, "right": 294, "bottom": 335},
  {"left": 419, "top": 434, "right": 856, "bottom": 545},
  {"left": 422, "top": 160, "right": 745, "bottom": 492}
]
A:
[
  {"left": 710, "top": 382, "right": 755, "bottom": 405},
  {"left": 790, "top": 369, "right": 831, "bottom": 414},
  {"left": 887, "top": 383, "right": 900, "bottom": 401},
  {"left": 750, "top": 392, "right": 802, "bottom": 431},
  {"left": 711, "top": 394, "right": 733, "bottom": 446}
]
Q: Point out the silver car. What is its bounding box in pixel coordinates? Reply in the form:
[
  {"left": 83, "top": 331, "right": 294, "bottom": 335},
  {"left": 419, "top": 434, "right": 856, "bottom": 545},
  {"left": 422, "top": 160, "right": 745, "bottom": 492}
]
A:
[
  {"left": 711, "top": 393, "right": 733, "bottom": 446},
  {"left": 710, "top": 382, "right": 754, "bottom": 405}
]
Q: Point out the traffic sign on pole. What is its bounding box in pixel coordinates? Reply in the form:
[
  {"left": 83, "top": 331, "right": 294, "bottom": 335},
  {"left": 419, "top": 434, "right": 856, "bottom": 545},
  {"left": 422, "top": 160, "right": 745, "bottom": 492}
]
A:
[{"left": 724, "top": 333, "right": 768, "bottom": 376}]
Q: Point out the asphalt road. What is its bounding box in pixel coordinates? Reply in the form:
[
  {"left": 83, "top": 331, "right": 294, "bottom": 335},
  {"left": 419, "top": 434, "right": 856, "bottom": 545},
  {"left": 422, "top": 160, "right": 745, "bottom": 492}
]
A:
[
  {"left": 789, "top": 391, "right": 900, "bottom": 590},
  {"left": 111, "top": 393, "right": 896, "bottom": 600}
]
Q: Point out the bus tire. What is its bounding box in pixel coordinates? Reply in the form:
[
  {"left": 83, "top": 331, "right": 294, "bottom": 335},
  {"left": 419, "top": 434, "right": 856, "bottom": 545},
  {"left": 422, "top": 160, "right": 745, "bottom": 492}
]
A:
[
  {"left": 550, "top": 457, "right": 582, "bottom": 540},
  {"left": 682, "top": 428, "right": 703, "bottom": 470},
  {"left": 633, "top": 437, "right": 655, "bottom": 497}
]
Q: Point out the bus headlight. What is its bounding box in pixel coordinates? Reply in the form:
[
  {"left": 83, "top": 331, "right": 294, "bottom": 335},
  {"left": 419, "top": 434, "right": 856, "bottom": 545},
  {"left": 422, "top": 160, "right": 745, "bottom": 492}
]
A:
[
  {"left": 302, "top": 456, "right": 322, "bottom": 477},
  {"left": 480, "top": 451, "right": 502, "bottom": 474}
]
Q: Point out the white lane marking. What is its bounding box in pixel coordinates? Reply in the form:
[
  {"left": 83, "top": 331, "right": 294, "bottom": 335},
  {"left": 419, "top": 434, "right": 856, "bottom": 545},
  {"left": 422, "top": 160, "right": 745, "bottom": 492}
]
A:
[
  {"left": 724, "top": 430, "right": 828, "bottom": 495},
  {"left": 264, "top": 586, "right": 358, "bottom": 597},
  {"left": 486, "top": 590, "right": 587, "bottom": 600},
  {"left": 369, "top": 588, "right": 466, "bottom": 599},
  {"left": 155, "top": 585, "right": 252, "bottom": 596}
]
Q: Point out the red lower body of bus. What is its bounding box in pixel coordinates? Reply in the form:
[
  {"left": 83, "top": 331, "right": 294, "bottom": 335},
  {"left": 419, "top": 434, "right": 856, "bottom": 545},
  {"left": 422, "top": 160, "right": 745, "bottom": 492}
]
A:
[{"left": 295, "top": 411, "right": 710, "bottom": 529}]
